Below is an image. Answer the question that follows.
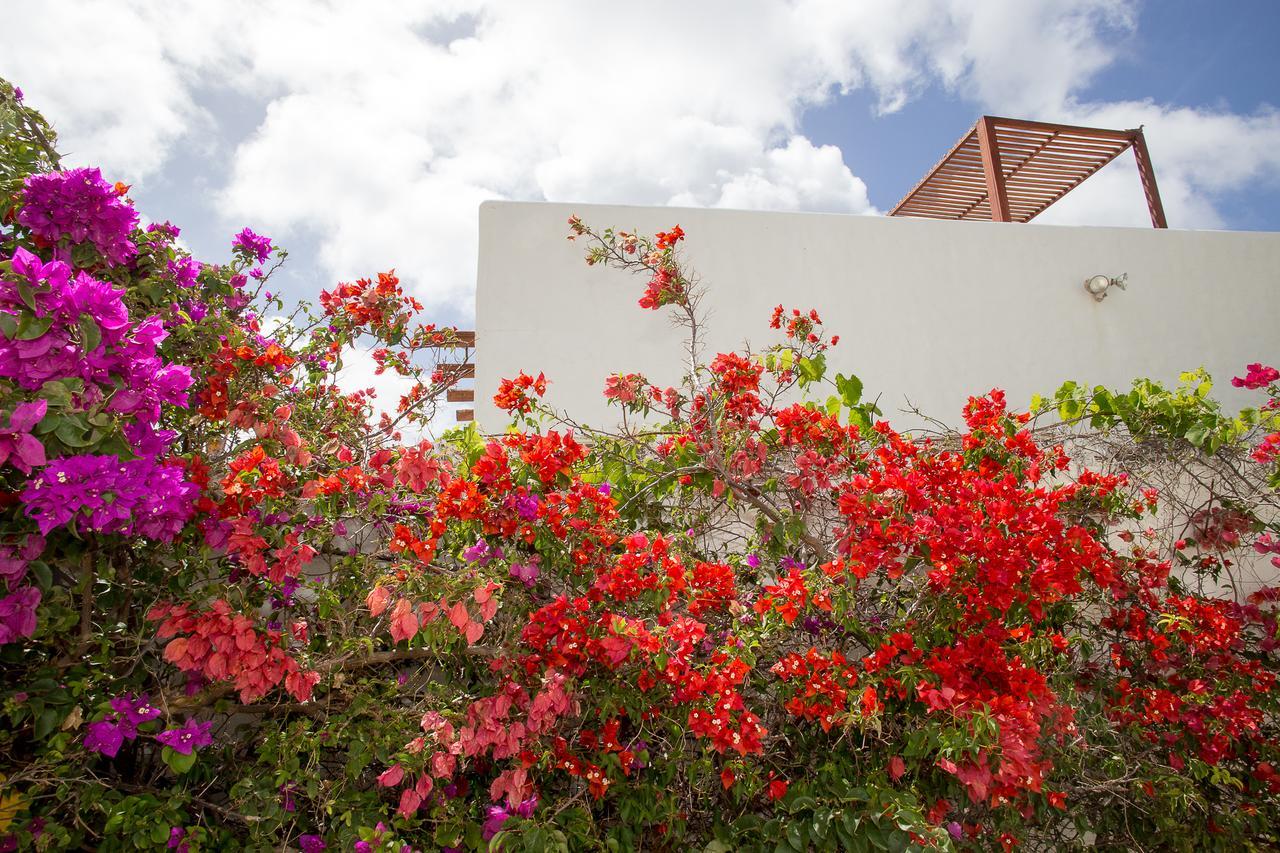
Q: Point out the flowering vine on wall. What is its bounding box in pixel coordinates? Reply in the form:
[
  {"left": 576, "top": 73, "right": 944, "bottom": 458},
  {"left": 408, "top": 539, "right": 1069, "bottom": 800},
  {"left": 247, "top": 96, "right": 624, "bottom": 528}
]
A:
[{"left": 1, "top": 78, "right": 1280, "bottom": 852}]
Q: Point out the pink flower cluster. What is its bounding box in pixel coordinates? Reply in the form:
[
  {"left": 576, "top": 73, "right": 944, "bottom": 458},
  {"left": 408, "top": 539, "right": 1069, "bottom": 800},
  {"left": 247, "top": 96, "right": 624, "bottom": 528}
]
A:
[
  {"left": 1232, "top": 363, "right": 1280, "bottom": 390},
  {"left": 2, "top": 248, "right": 193, "bottom": 458},
  {"left": 83, "top": 694, "right": 163, "bottom": 757},
  {"left": 0, "top": 534, "right": 44, "bottom": 644},
  {"left": 20, "top": 455, "right": 197, "bottom": 541},
  {"left": 18, "top": 168, "right": 139, "bottom": 266},
  {"left": 0, "top": 400, "right": 47, "bottom": 474},
  {"left": 231, "top": 227, "right": 273, "bottom": 264}
]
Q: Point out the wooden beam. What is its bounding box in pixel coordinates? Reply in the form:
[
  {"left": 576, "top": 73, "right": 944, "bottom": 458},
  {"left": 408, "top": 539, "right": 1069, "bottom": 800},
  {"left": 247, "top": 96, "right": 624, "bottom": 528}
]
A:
[
  {"left": 1130, "top": 128, "right": 1168, "bottom": 229},
  {"left": 976, "top": 116, "right": 1011, "bottom": 222}
]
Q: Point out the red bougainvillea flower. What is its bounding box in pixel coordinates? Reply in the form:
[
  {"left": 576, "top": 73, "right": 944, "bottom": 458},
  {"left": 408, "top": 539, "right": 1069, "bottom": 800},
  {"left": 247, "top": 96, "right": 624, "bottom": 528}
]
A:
[{"left": 494, "top": 371, "right": 547, "bottom": 414}]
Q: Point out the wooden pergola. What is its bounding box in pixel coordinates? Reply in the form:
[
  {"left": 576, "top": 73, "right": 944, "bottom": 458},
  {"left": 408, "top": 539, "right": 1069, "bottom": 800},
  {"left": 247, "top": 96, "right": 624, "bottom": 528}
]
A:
[{"left": 889, "top": 116, "right": 1167, "bottom": 227}]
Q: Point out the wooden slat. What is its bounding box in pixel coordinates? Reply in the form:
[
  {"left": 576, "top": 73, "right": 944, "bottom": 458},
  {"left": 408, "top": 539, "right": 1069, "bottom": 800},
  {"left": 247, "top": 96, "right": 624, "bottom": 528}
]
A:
[
  {"left": 890, "top": 114, "right": 1161, "bottom": 225},
  {"left": 439, "top": 363, "right": 475, "bottom": 379},
  {"left": 455, "top": 409, "right": 474, "bottom": 422},
  {"left": 446, "top": 388, "right": 474, "bottom": 403},
  {"left": 987, "top": 116, "right": 1136, "bottom": 140}
]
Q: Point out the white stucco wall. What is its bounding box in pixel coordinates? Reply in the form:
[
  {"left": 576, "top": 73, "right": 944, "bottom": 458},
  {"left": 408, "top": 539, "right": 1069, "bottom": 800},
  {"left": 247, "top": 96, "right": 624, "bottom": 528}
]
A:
[{"left": 474, "top": 201, "right": 1279, "bottom": 430}]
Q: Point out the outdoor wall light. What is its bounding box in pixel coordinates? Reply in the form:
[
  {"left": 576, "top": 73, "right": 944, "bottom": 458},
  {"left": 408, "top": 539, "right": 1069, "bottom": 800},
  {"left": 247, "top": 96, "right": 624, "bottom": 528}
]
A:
[{"left": 1084, "top": 273, "right": 1127, "bottom": 302}]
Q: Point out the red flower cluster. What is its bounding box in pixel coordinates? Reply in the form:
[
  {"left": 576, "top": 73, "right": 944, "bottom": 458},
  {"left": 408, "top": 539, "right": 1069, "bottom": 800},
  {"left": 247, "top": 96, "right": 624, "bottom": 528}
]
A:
[
  {"left": 148, "top": 600, "right": 319, "bottom": 703},
  {"left": 494, "top": 371, "right": 547, "bottom": 414},
  {"left": 319, "top": 270, "right": 422, "bottom": 332}
]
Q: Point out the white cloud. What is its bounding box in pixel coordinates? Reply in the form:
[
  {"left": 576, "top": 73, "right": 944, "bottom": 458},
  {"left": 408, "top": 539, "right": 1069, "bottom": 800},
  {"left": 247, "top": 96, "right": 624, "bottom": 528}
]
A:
[
  {"left": 3, "top": 0, "right": 1277, "bottom": 317},
  {"left": 0, "top": 2, "right": 207, "bottom": 179},
  {"left": 1038, "top": 102, "right": 1280, "bottom": 229}
]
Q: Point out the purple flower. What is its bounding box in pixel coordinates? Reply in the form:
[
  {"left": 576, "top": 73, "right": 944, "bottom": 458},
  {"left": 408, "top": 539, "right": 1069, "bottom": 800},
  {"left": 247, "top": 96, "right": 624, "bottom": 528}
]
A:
[
  {"left": 463, "top": 538, "right": 502, "bottom": 566},
  {"left": 21, "top": 455, "right": 198, "bottom": 541},
  {"left": 0, "top": 248, "right": 192, "bottom": 461},
  {"left": 84, "top": 719, "right": 125, "bottom": 757},
  {"left": 629, "top": 741, "right": 649, "bottom": 772},
  {"left": 0, "top": 585, "right": 40, "bottom": 644},
  {"left": 167, "top": 827, "right": 187, "bottom": 852},
  {"left": 514, "top": 796, "right": 538, "bottom": 819},
  {"left": 13, "top": 87, "right": 23, "bottom": 102},
  {"left": 19, "top": 168, "right": 139, "bottom": 266},
  {"left": 0, "top": 534, "right": 43, "bottom": 591},
  {"left": 515, "top": 494, "right": 540, "bottom": 521},
  {"left": 354, "top": 843, "right": 373, "bottom": 853},
  {"left": 946, "top": 821, "right": 963, "bottom": 841},
  {"left": 509, "top": 556, "right": 540, "bottom": 588},
  {"left": 481, "top": 805, "right": 510, "bottom": 841},
  {"left": 166, "top": 255, "right": 201, "bottom": 289},
  {"left": 298, "top": 835, "right": 326, "bottom": 853},
  {"left": 108, "top": 693, "right": 162, "bottom": 737},
  {"left": 0, "top": 400, "right": 46, "bottom": 475},
  {"left": 156, "top": 719, "right": 213, "bottom": 755},
  {"left": 231, "top": 228, "right": 273, "bottom": 264},
  {"left": 745, "top": 553, "right": 761, "bottom": 569},
  {"left": 146, "top": 221, "right": 180, "bottom": 240}
]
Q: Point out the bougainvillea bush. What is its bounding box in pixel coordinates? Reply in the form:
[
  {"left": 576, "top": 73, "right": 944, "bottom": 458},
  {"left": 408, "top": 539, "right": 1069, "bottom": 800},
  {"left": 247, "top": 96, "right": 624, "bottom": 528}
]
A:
[{"left": 2, "top": 79, "right": 1280, "bottom": 852}]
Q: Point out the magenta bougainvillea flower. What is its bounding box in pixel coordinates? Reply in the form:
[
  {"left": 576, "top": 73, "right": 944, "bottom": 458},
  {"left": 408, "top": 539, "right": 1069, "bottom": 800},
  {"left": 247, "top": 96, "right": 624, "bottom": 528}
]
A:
[
  {"left": 20, "top": 455, "right": 197, "bottom": 541},
  {"left": 166, "top": 827, "right": 189, "bottom": 853},
  {"left": 109, "top": 693, "right": 163, "bottom": 736},
  {"left": 83, "top": 717, "right": 126, "bottom": 758},
  {"left": 509, "top": 555, "right": 540, "bottom": 588},
  {"left": 0, "top": 535, "right": 42, "bottom": 591},
  {"left": 232, "top": 227, "right": 273, "bottom": 264},
  {"left": 156, "top": 719, "right": 213, "bottom": 755},
  {"left": 19, "top": 167, "right": 139, "bottom": 266},
  {"left": 1233, "top": 363, "right": 1280, "bottom": 390},
  {"left": 480, "top": 796, "right": 537, "bottom": 841},
  {"left": 82, "top": 693, "right": 163, "bottom": 755},
  {"left": 166, "top": 255, "right": 202, "bottom": 289},
  {"left": 0, "top": 400, "right": 47, "bottom": 474},
  {"left": 0, "top": 248, "right": 193, "bottom": 459},
  {"left": 0, "top": 585, "right": 40, "bottom": 644}
]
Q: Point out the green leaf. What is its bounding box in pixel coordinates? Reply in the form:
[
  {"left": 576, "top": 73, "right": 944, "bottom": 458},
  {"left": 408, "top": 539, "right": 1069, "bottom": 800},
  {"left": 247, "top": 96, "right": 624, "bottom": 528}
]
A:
[
  {"left": 835, "top": 372, "right": 863, "bottom": 407},
  {"left": 15, "top": 281, "right": 38, "bottom": 313},
  {"left": 34, "top": 707, "right": 59, "bottom": 740},
  {"left": 28, "top": 560, "right": 52, "bottom": 591},
  {"left": 55, "top": 418, "right": 93, "bottom": 448},
  {"left": 797, "top": 353, "right": 827, "bottom": 388},
  {"left": 162, "top": 745, "right": 198, "bottom": 774},
  {"left": 39, "top": 379, "right": 74, "bottom": 408},
  {"left": 1184, "top": 423, "right": 1210, "bottom": 447},
  {"left": 15, "top": 314, "right": 53, "bottom": 340},
  {"left": 78, "top": 315, "right": 102, "bottom": 351}
]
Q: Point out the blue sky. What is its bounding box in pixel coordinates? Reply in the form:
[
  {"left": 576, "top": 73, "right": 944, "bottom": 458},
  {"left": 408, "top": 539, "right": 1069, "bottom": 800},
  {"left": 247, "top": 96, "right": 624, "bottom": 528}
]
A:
[
  {"left": 803, "top": 0, "right": 1280, "bottom": 230},
  {"left": 4, "top": 0, "right": 1279, "bottom": 352}
]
